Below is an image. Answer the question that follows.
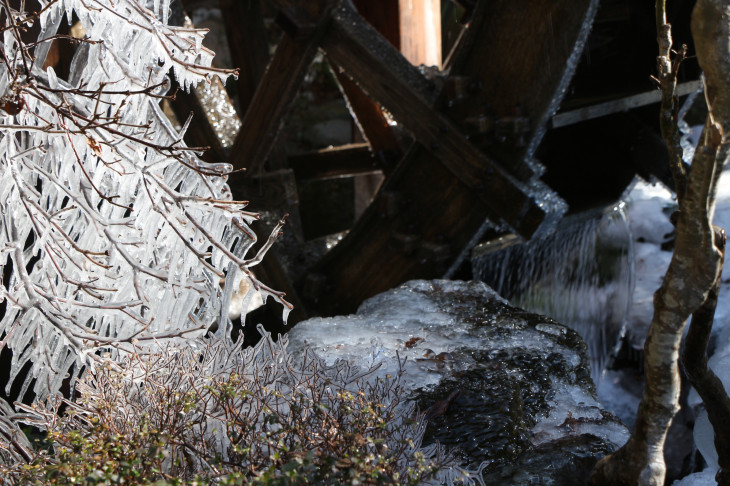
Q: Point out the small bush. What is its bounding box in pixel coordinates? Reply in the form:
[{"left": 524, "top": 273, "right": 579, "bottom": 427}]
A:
[{"left": 0, "top": 331, "right": 461, "bottom": 485}]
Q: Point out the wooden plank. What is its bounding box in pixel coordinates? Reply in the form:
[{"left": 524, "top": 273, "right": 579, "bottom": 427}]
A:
[
  {"left": 322, "top": 1, "right": 546, "bottom": 238},
  {"left": 288, "top": 143, "right": 382, "bottom": 180},
  {"left": 227, "top": 2, "right": 336, "bottom": 174},
  {"left": 551, "top": 80, "right": 702, "bottom": 128}
]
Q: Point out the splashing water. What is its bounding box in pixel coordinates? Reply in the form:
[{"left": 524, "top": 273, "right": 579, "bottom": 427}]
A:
[{"left": 472, "top": 204, "right": 635, "bottom": 382}]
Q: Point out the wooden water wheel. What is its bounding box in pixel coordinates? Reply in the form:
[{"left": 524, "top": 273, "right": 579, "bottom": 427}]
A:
[{"left": 164, "top": 0, "right": 699, "bottom": 334}]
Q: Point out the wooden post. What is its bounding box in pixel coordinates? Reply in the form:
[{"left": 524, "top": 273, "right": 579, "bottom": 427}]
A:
[{"left": 398, "top": 0, "right": 441, "bottom": 67}]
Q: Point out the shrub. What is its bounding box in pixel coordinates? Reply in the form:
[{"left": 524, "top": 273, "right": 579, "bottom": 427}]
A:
[{"left": 0, "top": 330, "right": 459, "bottom": 485}]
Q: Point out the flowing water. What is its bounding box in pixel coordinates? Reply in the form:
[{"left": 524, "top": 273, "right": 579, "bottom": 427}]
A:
[{"left": 472, "top": 204, "right": 635, "bottom": 382}]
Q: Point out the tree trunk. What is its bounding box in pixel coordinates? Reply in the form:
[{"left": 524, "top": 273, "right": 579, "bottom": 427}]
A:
[{"left": 590, "top": 0, "right": 730, "bottom": 484}]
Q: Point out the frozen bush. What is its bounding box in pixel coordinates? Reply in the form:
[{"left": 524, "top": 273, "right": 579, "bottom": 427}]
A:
[{"left": 0, "top": 330, "right": 455, "bottom": 484}]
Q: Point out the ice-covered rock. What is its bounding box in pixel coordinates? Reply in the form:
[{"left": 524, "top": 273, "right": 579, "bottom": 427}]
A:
[{"left": 286, "top": 280, "right": 629, "bottom": 484}]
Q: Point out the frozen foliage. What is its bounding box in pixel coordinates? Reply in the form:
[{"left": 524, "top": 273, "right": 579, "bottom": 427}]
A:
[
  {"left": 0, "top": 0, "right": 289, "bottom": 402},
  {"left": 1, "top": 330, "right": 454, "bottom": 484}
]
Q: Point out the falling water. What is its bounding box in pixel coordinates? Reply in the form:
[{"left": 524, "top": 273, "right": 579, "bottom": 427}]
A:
[{"left": 472, "top": 204, "right": 635, "bottom": 382}]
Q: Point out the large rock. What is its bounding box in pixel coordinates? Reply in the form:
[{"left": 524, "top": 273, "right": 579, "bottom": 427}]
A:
[{"left": 286, "top": 280, "right": 628, "bottom": 484}]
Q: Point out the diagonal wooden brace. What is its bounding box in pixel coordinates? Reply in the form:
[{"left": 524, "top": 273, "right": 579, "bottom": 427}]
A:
[
  {"left": 322, "top": 1, "right": 546, "bottom": 237},
  {"left": 228, "top": 0, "right": 337, "bottom": 176}
]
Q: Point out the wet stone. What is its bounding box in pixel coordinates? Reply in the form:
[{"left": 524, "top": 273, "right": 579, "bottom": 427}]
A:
[{"left": 286, "top": 280, "right": 629, "bottom": 484}]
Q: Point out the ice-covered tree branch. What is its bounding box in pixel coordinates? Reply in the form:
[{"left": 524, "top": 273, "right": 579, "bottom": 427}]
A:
[{"left": 0, "top": 0, "right": 289, "bottom": 402}]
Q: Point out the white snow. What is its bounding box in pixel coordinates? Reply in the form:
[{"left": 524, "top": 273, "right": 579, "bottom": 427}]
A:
[
  {"left": 673, "top": 469, "right": 718, "bottom": 486},
  {"left": 626, "top": 189, "right": 676, "bottom": 245}
]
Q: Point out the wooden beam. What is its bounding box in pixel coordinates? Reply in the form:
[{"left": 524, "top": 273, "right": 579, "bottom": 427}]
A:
[
  {"left": 551, "top": 80, "right": 702, "bottom": 128},
  {"left": 322, "top": 1, "right": 546, "bottom": 238},
  {"left": 227, "top": 2, "right": 336, "bottom": 174},
  {"left": 331, "top": 1, "right": 403, "bottom": 170},
  {"left": 332, "top": 68, "right": 402, "bottom": 168},
  {"left": 218, "top": 0, "right": 271, "bottom": 114},
  {"left": 300, "top": 0, "right": 599, "bottom": 315},
  {"left": 444, "top": 0, "right": 601, "bottom": 179},
  {"left": 288, "top": 143, "right": 382, "bottom": 180}
]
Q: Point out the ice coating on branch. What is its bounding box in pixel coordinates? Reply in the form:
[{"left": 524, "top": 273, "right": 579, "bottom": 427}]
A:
[
  {"left": 38, "top": 0, "right": 221, "bottom": 91},
  {"left": 0, "top": 0, "right": 278, "bottom": 401}
]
